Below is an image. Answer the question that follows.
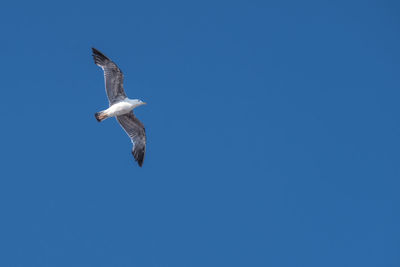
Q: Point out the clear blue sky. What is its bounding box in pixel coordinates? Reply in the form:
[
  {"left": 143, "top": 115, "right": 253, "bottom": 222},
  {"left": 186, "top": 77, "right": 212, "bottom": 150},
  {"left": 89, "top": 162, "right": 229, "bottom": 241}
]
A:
[{"left": 0, "top": 0, "right": 399, "bottom": 266}]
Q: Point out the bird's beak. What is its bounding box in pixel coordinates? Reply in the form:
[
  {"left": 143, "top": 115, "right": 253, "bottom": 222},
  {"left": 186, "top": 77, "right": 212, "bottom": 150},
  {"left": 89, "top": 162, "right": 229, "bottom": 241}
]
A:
[{"left": 142, "top": 102, "right": 147, "bottom": 105}]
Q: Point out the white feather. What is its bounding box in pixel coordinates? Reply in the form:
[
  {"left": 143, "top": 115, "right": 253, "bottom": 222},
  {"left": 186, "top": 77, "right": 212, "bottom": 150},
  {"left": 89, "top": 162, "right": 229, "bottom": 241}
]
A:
[{"left": 103, "top": 98, "right": 145, "bottom": 117}]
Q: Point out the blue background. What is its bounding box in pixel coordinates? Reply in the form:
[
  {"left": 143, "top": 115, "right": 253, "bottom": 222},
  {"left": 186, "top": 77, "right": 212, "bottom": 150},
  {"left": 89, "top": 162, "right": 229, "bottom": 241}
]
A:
[{"left": 0, "top": 0, "right": 399, "bottom": 266}]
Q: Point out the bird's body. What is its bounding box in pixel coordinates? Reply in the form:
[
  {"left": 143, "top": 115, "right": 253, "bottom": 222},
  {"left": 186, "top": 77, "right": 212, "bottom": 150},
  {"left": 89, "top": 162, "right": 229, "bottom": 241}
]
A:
[
  {"left": 95, "top": 98, "right": 144, "bottom": 121},
  {"left": 92, "top": 48, "right": 147, "bottom": 167},
  {"left": 104, "top": 99, "right": 134, "bottom": 117}
]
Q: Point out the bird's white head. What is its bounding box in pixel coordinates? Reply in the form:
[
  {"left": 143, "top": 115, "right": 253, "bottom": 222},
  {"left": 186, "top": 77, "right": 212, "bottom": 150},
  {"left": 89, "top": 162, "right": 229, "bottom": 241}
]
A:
[{"left": 127, "top": 98, "right": 147, "bottom": 108}]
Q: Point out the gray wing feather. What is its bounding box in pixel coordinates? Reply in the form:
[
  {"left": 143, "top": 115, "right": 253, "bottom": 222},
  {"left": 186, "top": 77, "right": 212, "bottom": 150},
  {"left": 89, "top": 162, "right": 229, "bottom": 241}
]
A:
[
  {"left": 92, "top": 48, "right": 127, "bottom": 104},
  {"left": 116, "top": 112, "right": 146, "bottom": 167}
]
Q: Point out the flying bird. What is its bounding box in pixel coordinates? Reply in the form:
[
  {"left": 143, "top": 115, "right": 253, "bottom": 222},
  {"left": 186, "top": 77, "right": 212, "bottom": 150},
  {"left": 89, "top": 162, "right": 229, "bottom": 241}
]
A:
[{"left": 92, "top": 48, "right": 147, "bottom": 167}]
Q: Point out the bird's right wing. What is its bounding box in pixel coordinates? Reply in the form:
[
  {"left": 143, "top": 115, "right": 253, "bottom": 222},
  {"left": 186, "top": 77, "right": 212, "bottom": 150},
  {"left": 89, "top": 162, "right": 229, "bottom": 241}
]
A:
[
  {"left": 116, "top": 112, "right": 146, "bottom": 167},
  {"left": 92, "top": 48, "right": 127, "bottom": 104}
]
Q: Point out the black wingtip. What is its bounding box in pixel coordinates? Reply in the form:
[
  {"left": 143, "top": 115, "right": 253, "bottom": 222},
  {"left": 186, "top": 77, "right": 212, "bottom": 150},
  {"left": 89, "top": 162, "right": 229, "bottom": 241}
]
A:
[
  {"left": 92, "top": 47, "right": 103, "bottom": 55},
  {"left": 91, "top": 47, "right": 110, "bottom": 66},
  {"left": 132, "top": 150, "right": 144, "bottom": 167}
]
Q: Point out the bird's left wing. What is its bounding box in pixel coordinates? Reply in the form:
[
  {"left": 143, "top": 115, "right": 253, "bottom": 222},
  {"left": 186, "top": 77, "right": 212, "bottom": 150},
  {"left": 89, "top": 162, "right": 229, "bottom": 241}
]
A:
[{"left": 116, "top": 112, "right": 146, "bottom": 167}]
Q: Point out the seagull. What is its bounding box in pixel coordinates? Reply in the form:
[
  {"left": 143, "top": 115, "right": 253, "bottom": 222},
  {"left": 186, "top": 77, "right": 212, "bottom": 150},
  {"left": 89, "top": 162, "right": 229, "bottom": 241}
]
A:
[{"left": 92, "top": 48, "right": 147, "bottom": 167}]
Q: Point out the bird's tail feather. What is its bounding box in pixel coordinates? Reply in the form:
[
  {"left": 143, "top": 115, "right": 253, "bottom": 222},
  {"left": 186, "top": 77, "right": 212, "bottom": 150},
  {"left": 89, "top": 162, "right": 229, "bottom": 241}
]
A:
[{"left": 95, "top": 111, "right": 108, "bottom": 122}]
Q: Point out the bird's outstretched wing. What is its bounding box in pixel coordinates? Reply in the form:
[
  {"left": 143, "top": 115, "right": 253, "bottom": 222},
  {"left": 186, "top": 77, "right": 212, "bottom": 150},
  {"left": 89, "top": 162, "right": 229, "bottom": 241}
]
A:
[
  {"left": 92, "top": 48, "right": 127, "bottom": 104},
  {"left": 116, "top": 112, "right": 146, "bottom": 167}
]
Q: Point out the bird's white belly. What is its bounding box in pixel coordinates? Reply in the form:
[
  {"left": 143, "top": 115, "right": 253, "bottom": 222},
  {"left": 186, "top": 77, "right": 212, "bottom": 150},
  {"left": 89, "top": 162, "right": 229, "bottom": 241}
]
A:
[{"left": 105, "top": 101, "right": 133, "bottom": 117}]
